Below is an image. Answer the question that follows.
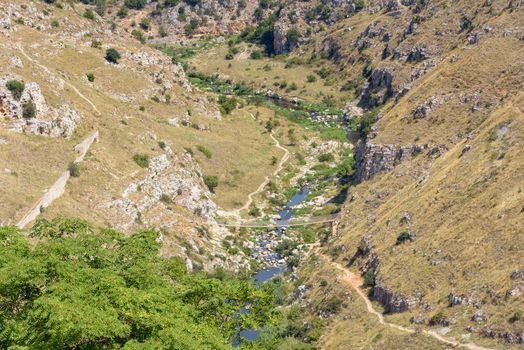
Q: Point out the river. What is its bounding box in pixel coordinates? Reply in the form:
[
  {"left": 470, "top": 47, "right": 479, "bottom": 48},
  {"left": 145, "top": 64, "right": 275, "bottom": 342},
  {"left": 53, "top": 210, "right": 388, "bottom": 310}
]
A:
[{"left": 233, "top": 188, "right": 309, "bottom": 346}]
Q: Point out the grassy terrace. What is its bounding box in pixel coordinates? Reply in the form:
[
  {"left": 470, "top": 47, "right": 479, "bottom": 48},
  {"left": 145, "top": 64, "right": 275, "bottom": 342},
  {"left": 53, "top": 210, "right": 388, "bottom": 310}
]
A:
[{"left": 184, "top": 70, "right": 349, "bottom": 143}]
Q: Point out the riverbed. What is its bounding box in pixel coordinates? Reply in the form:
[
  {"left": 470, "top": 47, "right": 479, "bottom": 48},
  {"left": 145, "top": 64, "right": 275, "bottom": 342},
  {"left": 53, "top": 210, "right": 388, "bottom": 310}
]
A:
[{"left": 233, "top": 188, "right": 309, "bottom": 346}]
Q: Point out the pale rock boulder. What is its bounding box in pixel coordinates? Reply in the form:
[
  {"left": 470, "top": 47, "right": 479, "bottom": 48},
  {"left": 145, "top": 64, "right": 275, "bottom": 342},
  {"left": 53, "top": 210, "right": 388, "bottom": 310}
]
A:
[{"left": 0, "top": 78, "right": 81, "bottom": 138}]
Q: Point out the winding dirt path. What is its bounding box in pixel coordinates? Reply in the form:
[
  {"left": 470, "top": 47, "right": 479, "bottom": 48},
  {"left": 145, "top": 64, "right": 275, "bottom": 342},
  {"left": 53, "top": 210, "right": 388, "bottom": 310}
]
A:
[
  {"left": 222, "top": 133, "right": 290, "bottom": 218},
  {"left": 317, "top": 252, "right": 495, "bottom": 350},
  {"left": 18, "top": 44, "right": 101, "bottom": 116},
  {"left": 218, "top": 110, "right": 290, "bottom": 219}
]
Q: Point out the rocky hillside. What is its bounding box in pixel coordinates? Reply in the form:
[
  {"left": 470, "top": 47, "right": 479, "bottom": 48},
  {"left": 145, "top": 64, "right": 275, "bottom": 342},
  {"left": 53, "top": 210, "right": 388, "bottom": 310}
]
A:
[
  {"left": 0, "top": 0, "right": 523, "bottom": 348},
  {"left": 303, "top": 0, "right": 524, "bottom": 347},
  {"left": 0, "top": 0, "right": 288, "bottom": 272}
]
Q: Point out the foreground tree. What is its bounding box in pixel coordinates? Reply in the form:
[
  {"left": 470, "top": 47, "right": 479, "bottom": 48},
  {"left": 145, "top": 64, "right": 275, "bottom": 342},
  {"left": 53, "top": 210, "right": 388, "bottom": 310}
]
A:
[{"left": 0, "top": 217, "right": 276, "bottom": 349}]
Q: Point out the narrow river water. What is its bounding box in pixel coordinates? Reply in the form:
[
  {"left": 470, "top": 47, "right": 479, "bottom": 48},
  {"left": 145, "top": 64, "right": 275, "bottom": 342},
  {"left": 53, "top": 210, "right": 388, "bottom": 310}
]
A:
[{"left": 233, "top": 188, "right": 309, "bottom": 346}]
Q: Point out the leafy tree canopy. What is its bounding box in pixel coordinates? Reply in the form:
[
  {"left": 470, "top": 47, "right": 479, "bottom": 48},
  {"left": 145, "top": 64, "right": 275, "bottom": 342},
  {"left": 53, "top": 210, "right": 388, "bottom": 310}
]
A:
[{"left": 0, "top": 218, "right": 277, "bottom": 349}]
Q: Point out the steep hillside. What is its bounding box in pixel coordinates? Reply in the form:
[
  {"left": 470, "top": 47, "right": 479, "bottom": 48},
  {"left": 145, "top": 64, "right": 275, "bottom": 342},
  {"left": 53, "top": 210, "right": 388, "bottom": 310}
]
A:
[
  {"left": 177, "top": 0, "right": 524, "bottom": 348},
  {"left": 0, "top": 0, "right": 522, "bottom": 349},
  {"left": 315, "top": 1, "right": 524, "bottom": 348},
  {"left": 0, "top": 0, "right": 298, "bottom": 271}
]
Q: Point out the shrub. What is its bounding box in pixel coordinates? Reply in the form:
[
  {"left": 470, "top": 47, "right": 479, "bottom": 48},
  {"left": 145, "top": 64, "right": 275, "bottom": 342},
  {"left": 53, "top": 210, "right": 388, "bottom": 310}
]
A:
[
  {"left": 429, "top": 311, "right": 447, "bottom": 326},
  {"left": 164, "top": 0, "right": 179, "bottom": 7},
  {"left": 139, "top": 17, "right": 150, "bottom": 30},
  {"left": 184, "top": 24, "right": 195, "bottom": 37},
  {"left": 322, "top": 95, "right": 336, "bottom": 108},
  {"left": 286, "top": 27, "right": 301, "bottom": 48},
  {"left": 363, "top": 270, "right": 375, "bottom": 287},
  {"left": 132, "top": 153, "right": 149, "bottom": 168},
  {"left": 322, "top": 297, "right": 343, "bottom": 314},
  {"left": 91, "top": 39, "right": 102, "bottom": 49},
  {"left": 196, "top": 145, "right": 212, "bottom": 159},
  {"left": 250, "top": 50, "right": 263, "bottom": 59},
  {"left": 177, "top": 7, "right": 186, "bottom": 21},
  {"left": 124, "top": 0, "right": 147, "bottom": 10},
  {"left": 86, "top": 73, "right": 95, "bottom": 82},
  {"left": 22, "top": 101, "right": 36, "bottom": 119},
  {"left": 354, "top": 0, "right": 365, "bottom": 11},
  {"left": 68, "top": 162, "right": 80, "bottom": 177},
  {"left": 159, "top": 194, "right": 172, "bottom": 204},
  {"left": 318, "top": 153, "right": 334, "bottom": 162},
  {"left": 315, "top": 67, "right": 331, "bottom": 79},
  {"left": 105, "top": 48, "right": 121, "bottom": 63},
  {"left": 184, "top": 147, "right": 194, "bottom": 156},
  {"left": 358, "top": 108, "right": 380, "bottom": 137},
  {"left": 51, "top": 20, "right": 59, "bottom": 27},
  {"left": 116, "top": 6, "right": 128, "bottom": 18},
  {"left": 6, "top": 80, "right": 25, "bottom": 100},
  {"left": 83, "top": 9, "right": 95, "bottom": 20},
  {"left": 184, "top": 0, "right": 201, "bottom": 6},
  {"left": 131, "top": 29, "right": 146, "bottom": 43},
  {"left": 275, "top": 239, "right": 299, "bottom": 257},
  {"left": 306, "top": 74, "right": 316, "bottom": 83},
  {"left": 510, "top": 309, "right": 522, "bottom": 323},
  {"left": 93, "top": 0, "right": 106, "bottom": 16},
  {"left": 139, "top": 105, "right": 145, "bottom": 111},
  {"left": 265, "top": 120, "right": 273, "bottom": 132},
  {"left": 340, "top": 80, "right": 356, "bottom": 91},
  {"left": 396, "top": 231, "right": 412, "bottom": 245},
  {"left": 217, "top": 95, "right": 236, "bottom": 115},
  {"left": 203, "top": 175, "right": 218, "bottom": 192},
  {"left": 248, "top": 205, "right": 260, "bottom": 217}
]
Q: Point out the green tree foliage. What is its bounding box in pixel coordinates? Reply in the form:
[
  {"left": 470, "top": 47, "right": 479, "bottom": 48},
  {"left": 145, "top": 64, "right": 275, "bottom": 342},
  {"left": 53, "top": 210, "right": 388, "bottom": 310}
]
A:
[
  {"left": 218, "top": 95, "right": 237, "bottom": 115},
  {"left": 139, "top": 17, "right": 150, "bottom": 30},
  {"left": 306, "top": 74, "right": 316, "bottom": 83},
  {"left": 363, "top": 270, "right": 375, "bottom": 287},
  {"left": 131, "top": 29, "right": 146, "bottom": 43},
  {"left": 117, "top": 6, "right": 128, "bottom": 18},
  {"left": 133, "top": 153, "right": 150, "bottom": 168},
  {"left": 22, "top": 101, "right": 36, "bottom": 119},
  {"left": 164, "top": 0, "right": 180, "bottom": 7},
  {"left": 124, "top": 0, "right": 147, "bottom": 10},
  {"left": 184, "top": 0, "right": 201, "bottom": 6},
  {"left": 358, "top": 108, "right": 380, "bottom": 137},
  {"left": 265, "top": 120, "right": 273, "bottom": 133},
  {"left": 196, "top": 145, "right": 212, "bottom": 159},
  {"left": 203, "top": 175, "right": 219, "bottom": 192},
  {"left": 285, "top": 27, "right": 301, "bottom": 48},
  {"left": 250, "top": 50, "right": 263, "bottom": 59},
  {"left": 318, "top": 153, "right": 334, "bottom": 163},
  {"left": 240, "top": 10, "right": 281, "bottom": 55},
  {"left": 354, "top": 0, "right": 365, "bottom": 11},
  {"left": 68, "top": 161, "right": 81, "bottom": 177},
  {"left": 6, "top": 80, "right": 25, "bottom": 100},
  {"left": 105, "top": 48, "right": 121, "bottom": 64},
  {"left": 0, "top": 219, "right": 276, "bottom": 349},
  {"left": 83, "top": 8, "right": 96, "bottom": 20}
]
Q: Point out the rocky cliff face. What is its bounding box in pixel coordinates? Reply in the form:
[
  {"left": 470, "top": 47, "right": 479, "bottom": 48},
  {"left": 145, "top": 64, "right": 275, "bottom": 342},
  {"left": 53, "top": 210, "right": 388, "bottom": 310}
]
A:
[
  {"left": 372, "top": 283, "right": 420, "bottom": 313},
  {"left": 354, "top": 141, "right": 428, "bottom": 183},
  {"left": 0, "top": 78, "right": 81, "bottom": 138},
  {"left": 108, "top": 151, "right": 218, "bottom": 231}
]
